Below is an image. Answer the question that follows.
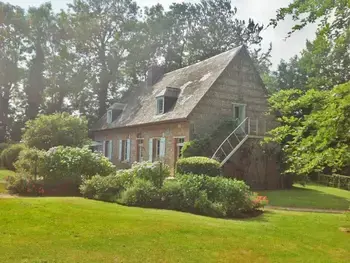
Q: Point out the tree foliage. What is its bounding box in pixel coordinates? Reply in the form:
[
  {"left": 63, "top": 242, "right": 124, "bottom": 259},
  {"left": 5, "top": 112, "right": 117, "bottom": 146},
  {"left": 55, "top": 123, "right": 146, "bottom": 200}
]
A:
[
  {"left": 0, "top": 0, "right": 272, "bottom": 143},
  {"left": 266, "top": 82, "right": 350, "bottom": 177},
  {"left": 22, "top": 113, "right": 89, "bottom": 150}
]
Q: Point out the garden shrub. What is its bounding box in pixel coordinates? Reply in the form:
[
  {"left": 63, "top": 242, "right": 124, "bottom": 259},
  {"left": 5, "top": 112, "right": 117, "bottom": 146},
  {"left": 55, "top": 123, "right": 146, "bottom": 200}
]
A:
[
  {"left": 119, "top": 179, "right": 161, "bottom": 207},
  {"left": 176, "top": 156, "right": 221, "bottom": 177},
  {"left": 181, "top": 135, "right": 211, "bottom": 158},
  {"left": 81, "top": 163, "right": 259, "bottom": 218},
  {"left": 12, "top": 146, "right": 115, "bottom": 196},
  {"left": 6, "top": 173, "right": 44, "bottom": 196},
  {"left": 0, "top": 144, "right": 26, "bottom": 170},
  {"left": 80, "top": 169, "right": 134, "bottom": 201},
  {"left": 14, "top": 148, "right": 46, "bottom": 177},
  {"left": 42, "top": 146, "right": 115, "bottom": 183},
  {"left": 160, "top": 180, "right": 185, "bottom": 210},
  {"left": 132, "top": 161, "right": 169, "bottom": 188}
]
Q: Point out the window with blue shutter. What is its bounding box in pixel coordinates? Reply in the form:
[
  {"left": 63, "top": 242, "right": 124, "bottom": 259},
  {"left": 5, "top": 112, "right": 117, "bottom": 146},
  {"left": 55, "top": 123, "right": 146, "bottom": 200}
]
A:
[
  {"left": 126, "top": 139, "right": 131, "bottom": 162},
  {"left": 149, "top": 139, "right": 153, "bottom": 162},
  {"left": 108, "top": 140, "right": 113, "bottom": 160},
  {"left": 118, "top": 140, "right": 122, "bottom": 161},
  {"left": 159, "top": 137, "right": 166, "bottom": 158}
]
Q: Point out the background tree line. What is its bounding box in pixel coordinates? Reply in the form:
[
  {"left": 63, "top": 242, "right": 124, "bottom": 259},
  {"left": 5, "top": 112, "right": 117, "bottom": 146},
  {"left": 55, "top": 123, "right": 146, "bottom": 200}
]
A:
[
  {"left": 0, "top": 0, "right": 272, "bottom": 143},
  {"left": 265, "top": 0, "right": 350, "bottom": 178}
]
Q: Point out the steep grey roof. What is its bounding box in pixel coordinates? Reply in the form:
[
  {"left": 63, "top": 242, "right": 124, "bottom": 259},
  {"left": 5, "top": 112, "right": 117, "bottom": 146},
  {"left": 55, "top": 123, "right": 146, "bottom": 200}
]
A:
[{"left": 93, "top": 46, "right": 243, "bottom": 131}]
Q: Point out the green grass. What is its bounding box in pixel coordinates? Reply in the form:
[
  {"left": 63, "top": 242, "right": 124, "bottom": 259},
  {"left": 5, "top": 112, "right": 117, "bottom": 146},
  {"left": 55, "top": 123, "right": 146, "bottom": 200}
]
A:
[
  {"left": 260, "top": 184, "right": 350, "bottom": 210},
  {"left": 0, "top": 169, "right": 15, "bottom": 181},
  {"left": 0, "top": 197, "right": 349, "bottom": 263}
]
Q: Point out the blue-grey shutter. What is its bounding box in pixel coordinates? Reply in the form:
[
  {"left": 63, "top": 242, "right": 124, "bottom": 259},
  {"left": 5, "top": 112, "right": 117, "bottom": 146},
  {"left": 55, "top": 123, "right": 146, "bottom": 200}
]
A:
[
  {"left": 118, "top": 140, "right": 122, "bottom": 161},
  {"left": 148, "top": 139, "right": 153, "bottom": 162},
  {"left": 126, "top": 139, "right": 131, "bottom": 162},
  {"left": 102, "top": 141, "right": 106, "bottom": 156},
  {"left": 159, "top": 137, "right": 166, "bottom": 158},
  {"left": 108, "top": 140, "right": 113, "bottom": 160}
]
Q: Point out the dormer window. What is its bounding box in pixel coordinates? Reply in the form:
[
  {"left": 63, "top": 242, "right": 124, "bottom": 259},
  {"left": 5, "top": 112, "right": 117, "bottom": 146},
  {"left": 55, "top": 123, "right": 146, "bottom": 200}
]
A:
[
  {"left": 107, "top": 110, "right": 112, "bottom": 124},
  {"left": 155, "top": 87, "right": 180, "bottom": 115},
  {"left": 156, "top": 97, "right": 164, "bottom": 115}
]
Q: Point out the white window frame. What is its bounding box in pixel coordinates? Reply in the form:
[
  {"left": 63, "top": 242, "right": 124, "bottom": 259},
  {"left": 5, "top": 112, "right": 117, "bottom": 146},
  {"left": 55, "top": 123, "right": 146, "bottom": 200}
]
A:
[
  {"left": 149, "top": 137, "right": 165, "bottom": 162},
  {"left": 156, "top": 97, "right": 164, "bottom": 115},
  {"left": 175, "top": 137, "right": 185, "bottom": 159},
  {"left": 107, "top": 110, "right": 112, "bottom": 124},
  {"left": 155, "top": 138, "right": 161, "bottom": 159},
  {"left": 122, "top": 140, "right": 128, "bottom": 161}
]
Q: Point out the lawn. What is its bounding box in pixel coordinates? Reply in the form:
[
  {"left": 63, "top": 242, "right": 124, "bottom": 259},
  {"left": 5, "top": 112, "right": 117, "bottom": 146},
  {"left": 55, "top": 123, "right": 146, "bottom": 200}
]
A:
[
  {"left": 0, "top": 197, "right": 349, "bottom": 263},
  {"left": 260, "top": 184, "right": 350, "bottom": 210}
]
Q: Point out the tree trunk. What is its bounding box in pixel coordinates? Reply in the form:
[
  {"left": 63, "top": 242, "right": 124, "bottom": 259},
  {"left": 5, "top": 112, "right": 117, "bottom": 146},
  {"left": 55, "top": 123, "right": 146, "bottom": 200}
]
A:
[
  {"left": 0, "top": 87, "right": 10, "bottom": 143},
  {"left": 26, "top": 42, "right": 45, "bottom": 120},
  {"left": 98, "top": 71, "right": 109, "bottom": 118}
]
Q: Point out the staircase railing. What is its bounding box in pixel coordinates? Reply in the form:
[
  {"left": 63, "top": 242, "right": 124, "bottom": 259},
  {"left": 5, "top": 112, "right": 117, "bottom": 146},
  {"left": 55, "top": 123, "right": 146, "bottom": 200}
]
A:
[{"left": 212, "top": 117, "right": 249, "bottom": 166}]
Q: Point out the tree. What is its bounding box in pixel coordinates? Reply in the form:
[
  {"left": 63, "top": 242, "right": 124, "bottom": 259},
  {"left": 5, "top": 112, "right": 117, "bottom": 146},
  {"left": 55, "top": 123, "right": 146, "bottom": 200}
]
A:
[
  {"left": 67, "top": 0, "right": 140, "bottom": 118},
  {"left": 24, "top": 3, "right": 56, "bottom": 120},
  {"left": 142, "top": 0, "right": 271, "bottom": 74},
  {"left": 22, "top": 113, "right": 90, "bottom": 150},
  {"left": 0, "top": 3, "right": 26, "bottom": 143},
  {"left": 266, "top": 82, "right": 350, "bottom": 177},
  {"left": 271, "top": 0, "right": 350, "bottom": 37}
]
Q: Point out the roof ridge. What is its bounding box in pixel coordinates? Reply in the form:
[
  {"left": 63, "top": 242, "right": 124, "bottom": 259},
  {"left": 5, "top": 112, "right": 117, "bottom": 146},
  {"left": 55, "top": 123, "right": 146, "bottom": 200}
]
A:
[{"left": 163, "top": 45, "right": 244, "bottom": 76}]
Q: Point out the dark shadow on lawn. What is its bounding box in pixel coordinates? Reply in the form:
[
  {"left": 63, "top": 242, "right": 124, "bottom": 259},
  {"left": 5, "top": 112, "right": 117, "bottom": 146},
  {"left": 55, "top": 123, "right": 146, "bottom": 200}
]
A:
[{"left": 262, "top": 184, "right": 349, "bottom": 210}]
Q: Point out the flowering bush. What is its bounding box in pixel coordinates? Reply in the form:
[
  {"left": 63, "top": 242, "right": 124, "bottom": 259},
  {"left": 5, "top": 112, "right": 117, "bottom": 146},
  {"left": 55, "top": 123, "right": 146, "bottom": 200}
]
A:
[
  {"left": 252, "top": 194, "right": 269, "bottom": 208},
  {"left": 6, "top": 174, "right": 44, "bottom": 196}
]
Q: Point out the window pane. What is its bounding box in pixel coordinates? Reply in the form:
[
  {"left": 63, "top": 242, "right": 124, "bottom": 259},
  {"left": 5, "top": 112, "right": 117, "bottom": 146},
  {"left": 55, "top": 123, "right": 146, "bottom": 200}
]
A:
[{"left": 157, "top": 98, "right": 164, "bottom": 114}]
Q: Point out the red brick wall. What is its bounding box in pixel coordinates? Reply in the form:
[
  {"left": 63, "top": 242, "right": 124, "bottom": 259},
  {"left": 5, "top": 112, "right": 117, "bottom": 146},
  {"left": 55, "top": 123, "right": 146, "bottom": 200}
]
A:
[{"left": 93, "top": 121, "right": 190, "bottom": 171}]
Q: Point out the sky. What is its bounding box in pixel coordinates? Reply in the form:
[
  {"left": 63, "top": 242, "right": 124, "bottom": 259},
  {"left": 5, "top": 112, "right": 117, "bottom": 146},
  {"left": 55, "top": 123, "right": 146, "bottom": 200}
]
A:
[{"left": 10, "top": 0, "right": 317, "bottom": 69}]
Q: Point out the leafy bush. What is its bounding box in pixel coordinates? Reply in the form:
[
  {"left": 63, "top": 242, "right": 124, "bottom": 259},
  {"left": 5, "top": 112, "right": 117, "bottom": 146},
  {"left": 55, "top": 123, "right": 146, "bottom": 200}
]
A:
[
  {"left": 13, "top": 146, "right": 115, "bottom": 196},
  {"left": 80, "top": 162, "right": 167, "bottom": 201},
  {"left": 80, "top": 169, "right": 134, "bottom": 201},
  {"left": 160, "top": 180, "right": 185, "bottom": 210},
  {"left": 119, "top": 179, "right": 161, "bottom": 207},
  {"left": 176, "top": 157, "right": 221, "bottom": 177},
  {"left": 22, "top": 113, "right": 90, "bottom": 150},
  {"left": 42, "top": 146, "right": 115, "bottom": 183},
  {"left": 0, "top": 144, "right": 26, "bottom": 170},
  {"left": 181, "top": 136, "right": 211, "bottom": 158},
  {"left": 317, "top": 174, "right": 350, "bottom": 190},
  {"left": 14, "top": 148, "right": 46, "bottom": 177},
  {"left": 81, "top": 164, "right": 258, "bottom": 218},
  {"left": 132, "top": 162, "right": 169, "bottom": 188},
  {"left": 6, "top": 173, "right": 44, "bottom": 196}
]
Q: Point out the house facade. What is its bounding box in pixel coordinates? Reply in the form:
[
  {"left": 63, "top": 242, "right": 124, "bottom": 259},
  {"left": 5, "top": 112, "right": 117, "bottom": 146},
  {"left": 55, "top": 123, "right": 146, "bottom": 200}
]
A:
[{"left": 92, "top": 46, "right": 282, "bottom": 189}]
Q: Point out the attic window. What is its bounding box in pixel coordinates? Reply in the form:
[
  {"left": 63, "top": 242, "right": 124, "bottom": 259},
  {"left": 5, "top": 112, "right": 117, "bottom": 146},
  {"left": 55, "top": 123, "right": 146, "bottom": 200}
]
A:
[
  {"left": 156, "top": 97, "right": 164, "bottom": 115},
  {"left": 107, "top": 110, "right": 112, "bottom": 124}
]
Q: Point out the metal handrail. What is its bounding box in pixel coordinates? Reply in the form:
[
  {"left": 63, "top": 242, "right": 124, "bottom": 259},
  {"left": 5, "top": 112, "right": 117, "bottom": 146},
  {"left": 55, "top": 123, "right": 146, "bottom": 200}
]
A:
[{"left": 212, "top": 117, "right": 248, "bottom": 158}]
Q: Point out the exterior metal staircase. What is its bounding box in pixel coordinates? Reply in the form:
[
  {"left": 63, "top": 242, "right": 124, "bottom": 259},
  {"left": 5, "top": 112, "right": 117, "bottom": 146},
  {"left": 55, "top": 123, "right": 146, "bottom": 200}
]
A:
[{"left": 212, "top": 117, "right": 266, "bottom": 167}]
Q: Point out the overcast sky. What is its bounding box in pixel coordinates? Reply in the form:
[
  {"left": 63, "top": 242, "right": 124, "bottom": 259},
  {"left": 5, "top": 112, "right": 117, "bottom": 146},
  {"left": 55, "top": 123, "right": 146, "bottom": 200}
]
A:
[{"left": 10, "top": 0, "right": 317, "bottom": 68}]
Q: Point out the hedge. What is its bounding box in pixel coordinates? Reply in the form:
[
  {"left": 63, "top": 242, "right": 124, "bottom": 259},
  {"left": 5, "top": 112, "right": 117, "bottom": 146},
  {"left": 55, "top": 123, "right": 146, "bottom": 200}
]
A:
[
  {"left": 317, "top": 174, "right": 350, "bottom": 191},
  {"left": 176, "top": 156, "right": 221, "bottom": 177}
]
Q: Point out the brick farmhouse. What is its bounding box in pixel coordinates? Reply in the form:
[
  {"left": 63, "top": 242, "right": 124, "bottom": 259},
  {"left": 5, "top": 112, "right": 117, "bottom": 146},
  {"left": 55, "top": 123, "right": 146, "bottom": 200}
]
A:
[{"left": 92, "top": 46, "right": 282, "bottom": 189}]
